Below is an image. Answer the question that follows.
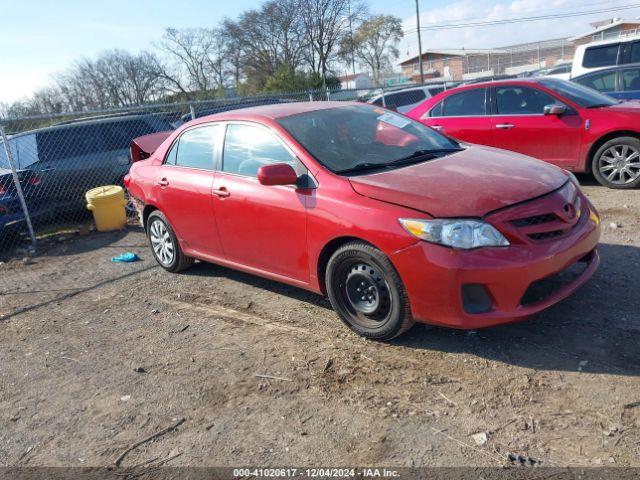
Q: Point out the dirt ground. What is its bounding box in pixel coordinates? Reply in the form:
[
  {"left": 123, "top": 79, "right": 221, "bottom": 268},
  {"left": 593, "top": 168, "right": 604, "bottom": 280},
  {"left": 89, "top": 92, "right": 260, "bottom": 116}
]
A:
[{"left": 0, "top": 176, "right": 639, "bottom": 470}]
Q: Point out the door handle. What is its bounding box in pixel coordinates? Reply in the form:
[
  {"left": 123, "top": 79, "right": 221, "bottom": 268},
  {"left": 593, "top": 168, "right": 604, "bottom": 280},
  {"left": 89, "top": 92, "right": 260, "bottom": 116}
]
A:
[
  {"left": 495, "top": 123, "right": 515, "bottom": 129},
  {"left": 431, "top": 125, "right": 444, "bottom": 131},
  {"left": 156, "top": 178, "right": 169, "bottom": 187},
  {"left": 213, "top": 187, "right": 230, "bottom": 198}
]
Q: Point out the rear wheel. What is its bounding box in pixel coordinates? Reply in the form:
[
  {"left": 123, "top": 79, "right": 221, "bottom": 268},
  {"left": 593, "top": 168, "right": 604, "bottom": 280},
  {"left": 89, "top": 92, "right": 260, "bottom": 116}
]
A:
[
  {"left": 326, "top": 242, "right": 414, "bottom": 341},
  {"left": 146, "top": 210, "right": 193, "bottom": 272},
  {"left": 592, "top": 137, "right": 640, "bottom": 189}
]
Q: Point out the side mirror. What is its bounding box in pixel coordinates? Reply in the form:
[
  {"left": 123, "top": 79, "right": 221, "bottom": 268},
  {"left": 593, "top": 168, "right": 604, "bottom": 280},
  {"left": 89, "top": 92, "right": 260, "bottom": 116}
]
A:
[
  {"left": 544, "top": 104, "right": 567, "bottom": 116},
  {"left": 257, "top": 163, "right": 298, "bottom": 186}
]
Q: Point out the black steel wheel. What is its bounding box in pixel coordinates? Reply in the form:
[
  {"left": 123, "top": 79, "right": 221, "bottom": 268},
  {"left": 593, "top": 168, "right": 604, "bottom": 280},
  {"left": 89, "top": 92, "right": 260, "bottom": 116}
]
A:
[{"left": 326, "top": 242, "right": 413, "bottom": 340}]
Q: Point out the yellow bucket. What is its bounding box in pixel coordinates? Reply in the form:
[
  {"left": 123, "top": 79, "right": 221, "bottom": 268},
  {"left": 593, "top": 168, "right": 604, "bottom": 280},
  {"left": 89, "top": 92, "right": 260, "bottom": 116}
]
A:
[{"left": 85, "top": 185, "right": 127, "bottom": 232}]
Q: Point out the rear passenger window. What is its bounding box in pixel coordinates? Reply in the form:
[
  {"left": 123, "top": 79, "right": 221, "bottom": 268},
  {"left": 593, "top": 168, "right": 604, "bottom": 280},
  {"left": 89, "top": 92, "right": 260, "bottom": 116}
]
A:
[
  {"left": 583, "top": 44, "right": 619, "bottom": 68},
  {"left": 428, "top": 87, "right": 445, "bottom": 96},
  {"left": 174, "top": 125, "right": 218, "bottom": 170},
  {"left": 442, "top": 89, "right": 486, "bottom": 116},
  {"left": 496, "top": 87, "right": 557, "bottom": 115},
  {"left": 429, "top": 101, "right": 443, "bottom": 117},
  {"left": 575, "top": 71, "right": 617, "bottom": 93}
]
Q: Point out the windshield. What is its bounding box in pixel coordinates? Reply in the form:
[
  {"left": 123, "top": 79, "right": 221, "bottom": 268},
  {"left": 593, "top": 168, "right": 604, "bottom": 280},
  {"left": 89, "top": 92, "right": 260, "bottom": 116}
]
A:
[
  {"left": 538, "top": 78, "right": 618, "bottom": 107},
  {"left": 277, "top": 105, "right": 460, "bottom": 174}
]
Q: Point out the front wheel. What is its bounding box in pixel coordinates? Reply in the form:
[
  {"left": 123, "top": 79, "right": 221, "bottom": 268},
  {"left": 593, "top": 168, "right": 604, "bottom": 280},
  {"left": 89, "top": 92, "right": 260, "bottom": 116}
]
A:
[
  {"left": 146, "top": 210, "right": 194, "bottom": 272},
  {"left": 326, "top": 242, "right": 414, "bottom": 341},
  {"left": 592, "top": 137, "right": 640, "bottom": 189}
]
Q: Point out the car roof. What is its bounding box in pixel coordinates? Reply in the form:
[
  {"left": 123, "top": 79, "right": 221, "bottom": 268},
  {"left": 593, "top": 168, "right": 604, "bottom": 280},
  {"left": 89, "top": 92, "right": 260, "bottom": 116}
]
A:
[
  {"left": 196, "top": 101, "right": 361, "bottom": 122},
  {"left": 572, "top": 62, "right": 640, "bottom": 79},
  {"left": 5, "top": 112, "right": 173, "bottom": 140}
]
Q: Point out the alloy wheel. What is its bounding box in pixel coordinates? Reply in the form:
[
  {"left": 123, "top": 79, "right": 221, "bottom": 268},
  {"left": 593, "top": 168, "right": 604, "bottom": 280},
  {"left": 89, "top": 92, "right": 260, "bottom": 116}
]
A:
[
  {"left": 598, "top": 144, "right": 640, "bottom": 185},
  {"left": 149, "top": 219, "right": 174, "bottom": 266}
]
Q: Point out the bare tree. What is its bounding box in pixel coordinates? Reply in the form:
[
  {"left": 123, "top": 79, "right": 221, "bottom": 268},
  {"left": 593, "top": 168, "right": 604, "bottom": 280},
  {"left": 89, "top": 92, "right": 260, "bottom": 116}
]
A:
[
  {"left": 299, "top": 0, "right": 366, "bottom": 84},
  {"left": 155, "top": 27, "right": 229, "bottom": 97},
  {"left": 224, "top": 0, "right": 308, "bottom": 91},
  {"left": 340, "top": 14, "right": 403, "bottom": 84},
  {"left": 51, "top": 50, "right": 166, "bottom": 110}
]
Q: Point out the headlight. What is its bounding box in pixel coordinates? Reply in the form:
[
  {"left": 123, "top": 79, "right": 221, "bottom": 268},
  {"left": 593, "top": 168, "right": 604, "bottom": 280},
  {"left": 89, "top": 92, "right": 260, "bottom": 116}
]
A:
[{"left": 399, "top": 218, "right": 509, "bottom": 249}]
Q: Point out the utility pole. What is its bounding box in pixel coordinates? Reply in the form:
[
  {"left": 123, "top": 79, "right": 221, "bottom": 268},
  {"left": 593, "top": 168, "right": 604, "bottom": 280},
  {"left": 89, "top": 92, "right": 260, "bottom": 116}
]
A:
[
  {"left": 415, "top": 0, "right": 425, "bottom": 83},
  {"left": 348, "top": 0, "right": 357, "bottom": 77}
]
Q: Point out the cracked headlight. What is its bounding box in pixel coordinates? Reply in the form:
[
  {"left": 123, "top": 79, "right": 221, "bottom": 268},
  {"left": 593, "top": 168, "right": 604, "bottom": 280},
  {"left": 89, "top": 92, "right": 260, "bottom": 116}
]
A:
[{"left": 399, "top": 218, "right": 509, "bottom": 249}]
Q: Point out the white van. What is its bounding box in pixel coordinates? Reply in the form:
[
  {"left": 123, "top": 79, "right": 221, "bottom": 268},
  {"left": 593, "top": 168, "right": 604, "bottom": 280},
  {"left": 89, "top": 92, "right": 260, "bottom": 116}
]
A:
[{"left": 572, "top": 34, "right": 640, "bottom": 78}]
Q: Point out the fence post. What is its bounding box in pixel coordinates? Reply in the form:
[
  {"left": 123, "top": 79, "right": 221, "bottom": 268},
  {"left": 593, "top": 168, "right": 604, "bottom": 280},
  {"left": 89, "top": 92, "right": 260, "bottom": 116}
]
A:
[
  {"left": 0, "top": 125, "right": 36, "bottom": 253},
  {"left": 189, "top": 104, "right": 196, "bottom": 120},
  {"left": 381, "top": 85, "right": 386, "bottom": 108},
  {"left": 309, "top": 91, "right": 314, "bottom": 102}
]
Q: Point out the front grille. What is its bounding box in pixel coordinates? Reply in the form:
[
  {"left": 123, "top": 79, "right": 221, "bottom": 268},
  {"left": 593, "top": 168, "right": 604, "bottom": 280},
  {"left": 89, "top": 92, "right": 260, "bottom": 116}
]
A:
[
  {"left": 511, "top": 213, "right": 557, "bottom": 227},
  {"left": 521, "top": 256, "right": 591, "bottom": 306},
  {"left": 527, "top": 230, "right": 565, "bottom": 242}
]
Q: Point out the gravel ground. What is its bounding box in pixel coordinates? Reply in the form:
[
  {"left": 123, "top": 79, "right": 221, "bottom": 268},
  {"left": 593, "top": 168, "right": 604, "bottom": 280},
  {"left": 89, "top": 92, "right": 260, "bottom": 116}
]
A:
[{"left": 0, "top": 178, "right": 638, "bottom": 469}]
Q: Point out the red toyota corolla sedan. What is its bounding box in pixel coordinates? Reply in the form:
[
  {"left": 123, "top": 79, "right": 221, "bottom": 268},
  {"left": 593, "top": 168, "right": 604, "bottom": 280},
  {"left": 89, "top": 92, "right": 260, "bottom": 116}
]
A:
[
  {"left": 125, "top": 102, "right": 600, "bottom": 340},
  {"left": 407, "top": 78, "right": 640, "bottom": 189}
]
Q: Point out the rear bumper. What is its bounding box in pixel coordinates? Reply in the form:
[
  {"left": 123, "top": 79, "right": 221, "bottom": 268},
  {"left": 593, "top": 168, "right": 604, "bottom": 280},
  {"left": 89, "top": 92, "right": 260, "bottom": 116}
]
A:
[{"left": 391, "top": 206, "right": 601, "bottom": 329}]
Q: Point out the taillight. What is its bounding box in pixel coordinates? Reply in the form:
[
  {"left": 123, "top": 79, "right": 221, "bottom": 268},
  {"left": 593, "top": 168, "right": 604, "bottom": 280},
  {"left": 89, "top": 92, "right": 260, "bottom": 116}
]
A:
[{"left": 27, "top": 175, "right": 41, "bottom": 186}]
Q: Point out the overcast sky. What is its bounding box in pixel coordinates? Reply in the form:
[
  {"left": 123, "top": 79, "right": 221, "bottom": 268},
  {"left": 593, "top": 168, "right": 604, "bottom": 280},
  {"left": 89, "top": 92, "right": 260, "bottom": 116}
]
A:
[{"left": 1, "top": 0, "right": 639, "bottom": 103}]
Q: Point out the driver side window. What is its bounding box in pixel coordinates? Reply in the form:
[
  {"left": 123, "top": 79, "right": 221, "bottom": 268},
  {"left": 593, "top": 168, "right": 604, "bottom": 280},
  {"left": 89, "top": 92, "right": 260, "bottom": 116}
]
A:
[
  {"left": 495, "top": 86, "right": 559, "bottom": 115},
  {"left": 222, "top": 124, "right": 297, "bottom": 178}
]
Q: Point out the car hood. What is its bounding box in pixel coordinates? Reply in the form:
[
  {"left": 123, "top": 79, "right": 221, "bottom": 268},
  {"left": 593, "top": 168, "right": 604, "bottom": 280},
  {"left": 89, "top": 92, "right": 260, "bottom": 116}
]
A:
[{"left": 348, "top": 145, "right": 568, "bottom": 217}]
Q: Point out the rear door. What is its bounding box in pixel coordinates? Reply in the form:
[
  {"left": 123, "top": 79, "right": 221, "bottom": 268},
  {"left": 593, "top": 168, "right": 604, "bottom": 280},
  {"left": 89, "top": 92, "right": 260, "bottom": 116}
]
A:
[
  {"left": 34, "top": 124, "right": 105, "bottom": 207},
  {"left": 490, "top": 85, "right": 583, "bottom": 167},
  {"left": 154, "top": 124, "right": 224, "bottom": 256},
  {"left": 422, "top": 87, "right": 493, "bottom": 144}
]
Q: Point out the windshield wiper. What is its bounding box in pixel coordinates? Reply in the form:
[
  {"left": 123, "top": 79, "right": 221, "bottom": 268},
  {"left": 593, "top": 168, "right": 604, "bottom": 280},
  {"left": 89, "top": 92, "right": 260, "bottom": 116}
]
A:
[
  {"left": 386, "top": 148, "right": 464, "bottom": 167},
  {"left": 335, "top": 148, "right": 464, "bottom": 175},
  {"left": 334, "top": 162, "right": 390, "bottom": 174}
]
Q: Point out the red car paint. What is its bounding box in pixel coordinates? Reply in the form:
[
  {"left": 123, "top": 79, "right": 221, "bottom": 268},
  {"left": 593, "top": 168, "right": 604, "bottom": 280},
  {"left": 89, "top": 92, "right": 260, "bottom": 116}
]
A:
[
  {"left": 126, "top": 101, "right": 600, "bottom": 329},
  {"left": 407, "top": 78, "right": 640, "bottom": 172}
]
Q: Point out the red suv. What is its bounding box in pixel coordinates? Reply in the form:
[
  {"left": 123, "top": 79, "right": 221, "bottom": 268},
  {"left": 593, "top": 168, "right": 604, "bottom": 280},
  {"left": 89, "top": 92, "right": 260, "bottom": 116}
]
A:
[
  {"left": 407, "top": 78, "right": 640, "bottom": 189},
  {"left": 125, "top": 102, "right": 600, "bottom": 340}
]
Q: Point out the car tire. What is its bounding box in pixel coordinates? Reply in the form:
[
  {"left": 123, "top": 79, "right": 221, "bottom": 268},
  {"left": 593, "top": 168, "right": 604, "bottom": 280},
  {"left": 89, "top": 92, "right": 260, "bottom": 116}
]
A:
[
  {"left": 326, "top": 241, "right": 414, "bottom": 341},
  {"left": 592, "top": 136, "right": 640, "bottom": 189},
  {"left": 146, "top": 210, "right": 194, "bottom": 272}
]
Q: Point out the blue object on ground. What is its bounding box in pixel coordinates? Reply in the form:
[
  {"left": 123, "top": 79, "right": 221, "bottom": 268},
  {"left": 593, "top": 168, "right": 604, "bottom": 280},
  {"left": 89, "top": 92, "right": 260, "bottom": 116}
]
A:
[{"left": 111, "top": 252, "right": 141, "bottom": 263}]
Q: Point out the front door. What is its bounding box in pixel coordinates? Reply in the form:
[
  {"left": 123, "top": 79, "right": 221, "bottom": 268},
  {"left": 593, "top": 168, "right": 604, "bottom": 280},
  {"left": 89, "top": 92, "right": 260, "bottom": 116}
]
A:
[
  {"left": 490, "top": 85, "right": 584, "bottom": 168},
  {"left": 212, "top": 123, "right": 309, "bottom": 282},
  {"left": 154, "top": 124, "right": 223, "bottom": 256}
]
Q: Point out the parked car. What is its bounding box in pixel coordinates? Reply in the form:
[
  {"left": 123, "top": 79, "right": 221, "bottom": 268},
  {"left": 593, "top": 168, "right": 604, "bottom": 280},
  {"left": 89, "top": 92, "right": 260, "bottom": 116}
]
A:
[
  {"left": 528, "top": 62, "right": 572, "bottom": 80},
  {"left": 0, "top": 166, "right": 44, "bottom": 237},
  {"left": 125, "top": 102, "right": 600, "bottom": 341},
  {"left": 572, "top": 63, "right": 640, "bottom": 100},
  {"left": 1, "top": 113, "right": 175, "bottom": 215},
  {"left": 571, "top": 34, "right": 640, "bottom": 78},
  {"left": 368, "top": 85, "right": 452, "bottom": 113},
  {"left": 407, "top": 77, "right": 640, "bottom": 189}
]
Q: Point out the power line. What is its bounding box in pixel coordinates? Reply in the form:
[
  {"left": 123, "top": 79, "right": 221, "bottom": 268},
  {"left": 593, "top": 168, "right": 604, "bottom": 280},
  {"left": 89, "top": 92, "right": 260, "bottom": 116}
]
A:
[{"left": 404, "top": 3, "right": 640, "bottom": 33}]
